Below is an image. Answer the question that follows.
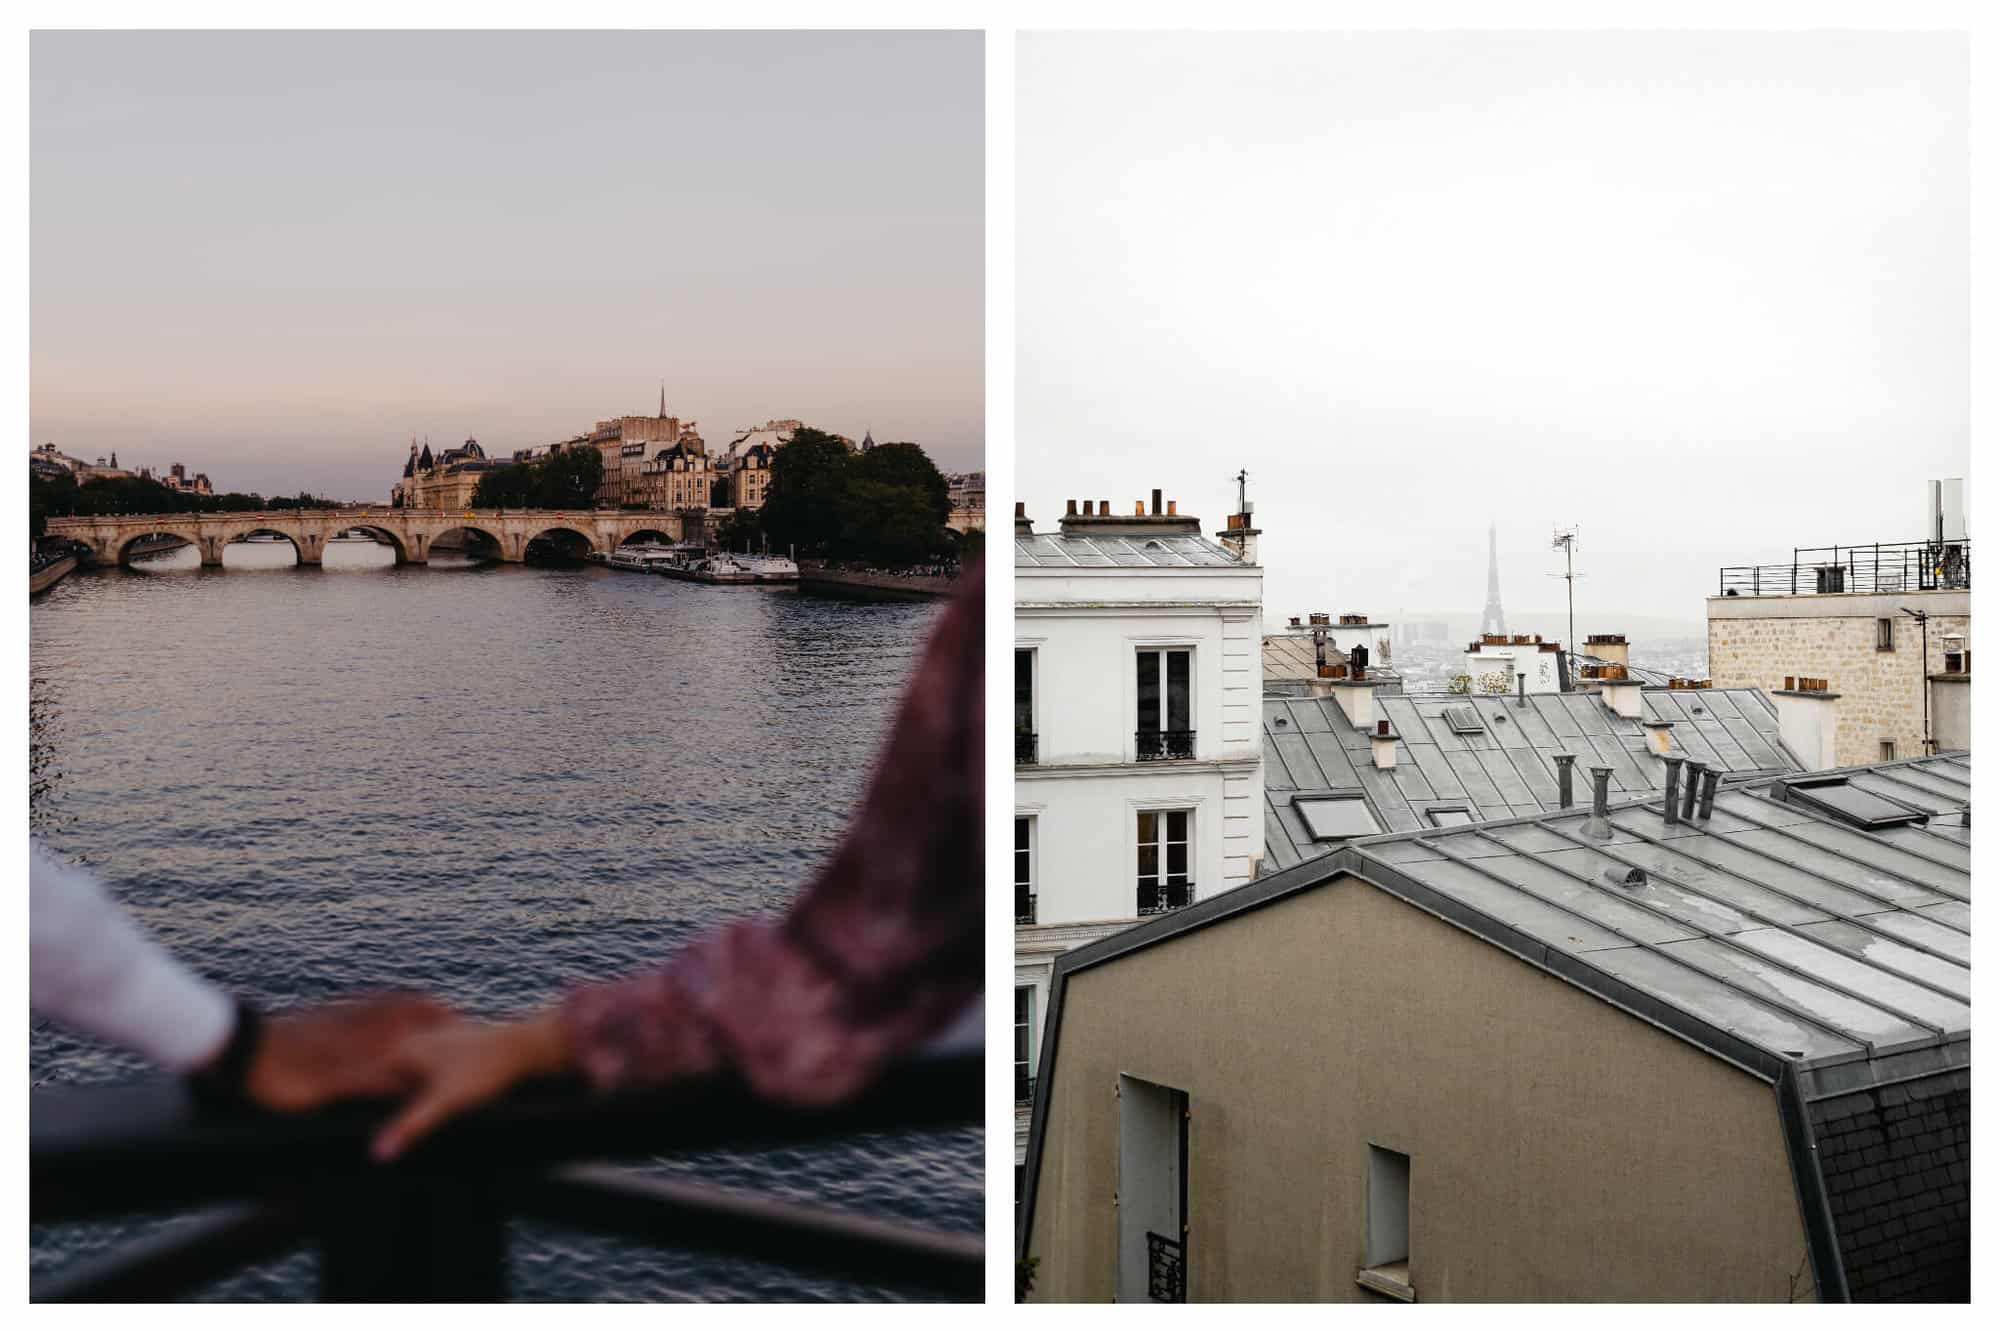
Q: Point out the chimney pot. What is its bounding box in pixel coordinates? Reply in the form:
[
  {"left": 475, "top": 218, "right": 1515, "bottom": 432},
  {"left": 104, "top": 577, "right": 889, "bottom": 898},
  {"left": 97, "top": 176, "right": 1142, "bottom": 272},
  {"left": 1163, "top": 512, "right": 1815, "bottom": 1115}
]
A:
[
  {"left": 1014, "top": 501, "right": 1025, "bottom": 519},
  {"left": 1554, "top": 753, "right": 1576, "bottom": 808},
  {"left": 1066, "top": 499, "right": 1077, "bottom": 516},
  {"left": 1152, "top": 488, "right": 1163, "bottom": 515},
  {"left": 1135, "top": 500, "right": 1145, "bottom": 516},
  {"left": 1167, "top": 499, "right": 1177, "bottom": 515},
  {"left": 1697, "top": 767, "right": 1721, "bottom": 820},
  {"left": 1662, "top": 756, "right": 1684, "bottom": 825},
  {"left": 1377, "top": 719, "right": 1390, "bottom": 737},
  {"left": 1099, "top": 500, "right": 1109, "bottom": 517},
  {"left": 1681, "top": 761, "right": 1706, "bottom": 821}
]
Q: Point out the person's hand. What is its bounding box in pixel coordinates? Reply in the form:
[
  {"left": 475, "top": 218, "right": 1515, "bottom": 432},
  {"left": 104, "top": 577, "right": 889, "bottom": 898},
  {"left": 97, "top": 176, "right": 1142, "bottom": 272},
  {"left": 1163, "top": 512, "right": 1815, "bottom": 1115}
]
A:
[
  {"left": 241, "top": 991, "right": 455, "bottom": 1113},
  {"left": 371, "top": 1011, "right": 571, "bottom": 1161}
]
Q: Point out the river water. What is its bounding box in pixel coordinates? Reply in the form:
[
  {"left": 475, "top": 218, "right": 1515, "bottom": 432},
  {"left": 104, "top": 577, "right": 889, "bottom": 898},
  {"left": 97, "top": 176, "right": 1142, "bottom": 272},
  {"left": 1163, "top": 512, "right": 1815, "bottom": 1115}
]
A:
[{"left": 28, "top": 537, "right": 980, "bottom": 1302}]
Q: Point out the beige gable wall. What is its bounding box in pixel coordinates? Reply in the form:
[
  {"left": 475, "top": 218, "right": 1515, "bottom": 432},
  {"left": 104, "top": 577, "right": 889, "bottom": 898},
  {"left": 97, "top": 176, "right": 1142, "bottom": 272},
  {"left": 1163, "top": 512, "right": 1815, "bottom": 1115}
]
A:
[{"left": 1026, "top": 875, "right": 1811, "bottom": 1302}]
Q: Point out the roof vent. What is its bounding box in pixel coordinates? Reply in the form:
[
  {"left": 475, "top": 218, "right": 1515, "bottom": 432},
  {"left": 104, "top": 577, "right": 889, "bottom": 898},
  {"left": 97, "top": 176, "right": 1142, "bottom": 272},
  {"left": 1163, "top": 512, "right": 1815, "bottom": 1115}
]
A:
[
  {"left": 1442, "top": 705, "right": 1482, "bottom": 735},
  {"left": 1602, "top": 866, "right": 1647, "bottom": 889}
]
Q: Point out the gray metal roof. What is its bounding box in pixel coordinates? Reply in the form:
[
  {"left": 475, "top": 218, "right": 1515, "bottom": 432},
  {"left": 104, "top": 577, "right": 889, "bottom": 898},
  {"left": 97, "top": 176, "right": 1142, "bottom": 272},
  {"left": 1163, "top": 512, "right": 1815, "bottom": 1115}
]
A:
[
  {"left": 1348, "top": 760, "right": 1971, "bottom": 1080},
  {"left": 1263, "top": 687, "right": 1801, "bottom": 871},
  {"left": 1019, "top": 753, "right": 1971, "bottom": 1292},
  {"left": 1014, "top": 532, "right": 1246, "bottom": 569}
]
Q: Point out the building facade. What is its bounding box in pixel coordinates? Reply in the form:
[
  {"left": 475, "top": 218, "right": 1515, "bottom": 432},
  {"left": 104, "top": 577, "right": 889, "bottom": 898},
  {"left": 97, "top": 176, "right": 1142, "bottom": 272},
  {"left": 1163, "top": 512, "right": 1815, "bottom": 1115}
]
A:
[
  {"left": 947, "top": 470, "right": 986, "bottom": 533},
  {"left": 1020, "top": 756, "right": 1970, "bottom": 1302},
  {"left": 393, "top": 438, "right": 495, "bottom": 510},
  {"left": 1013, "top": 492, "right": 1264, "bottom": 1189},
  {"left": 1709, "top": 488, "right": 1969, "bottom": 767}
]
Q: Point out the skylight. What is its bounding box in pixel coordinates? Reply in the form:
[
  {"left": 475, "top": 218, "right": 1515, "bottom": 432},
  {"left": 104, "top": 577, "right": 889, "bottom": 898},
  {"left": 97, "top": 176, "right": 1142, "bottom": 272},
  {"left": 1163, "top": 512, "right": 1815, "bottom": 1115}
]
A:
[
  {"left": 1295, "top": 795, "right": 1383, "bottom": 841},
  {"left": 1779, "top": 777, "right": 1928, "bottom": 830}
]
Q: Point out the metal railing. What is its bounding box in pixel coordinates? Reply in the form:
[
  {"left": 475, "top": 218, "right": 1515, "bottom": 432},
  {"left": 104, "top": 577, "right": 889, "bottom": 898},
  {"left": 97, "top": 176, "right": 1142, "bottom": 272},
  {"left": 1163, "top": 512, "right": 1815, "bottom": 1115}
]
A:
[
  {"left": 1015, "top": 731, "right": 1037, "bottom": 765},
  {"left": 1134, "top": 729, "right": 1196, "bottom": 762},
  {"left": 1718, "top": 540, "right": 1970, "bottom": 597},
  {"left": 1136, "top": 878, "right": 1194, "bottom": 917},
  {"left": 30, "top": 1043, "right": 980, "bottom": 1302},
  {"left": 1146, "top": 1231, "right": 1185, "bottom": 1302},
  {"left": 1015, "top": 891, "right": 1037, "bottom": 926}
]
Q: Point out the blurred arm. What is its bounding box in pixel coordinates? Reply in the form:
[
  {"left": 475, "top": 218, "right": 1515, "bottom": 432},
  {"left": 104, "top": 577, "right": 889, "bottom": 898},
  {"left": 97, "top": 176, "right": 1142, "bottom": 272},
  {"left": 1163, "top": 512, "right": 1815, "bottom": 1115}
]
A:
[
  {"left": 30, "top": 845, "right": 235, "bottom": 1073},
  {"left": 562, "top": 561, "right": 985, "bottom": 1104}
]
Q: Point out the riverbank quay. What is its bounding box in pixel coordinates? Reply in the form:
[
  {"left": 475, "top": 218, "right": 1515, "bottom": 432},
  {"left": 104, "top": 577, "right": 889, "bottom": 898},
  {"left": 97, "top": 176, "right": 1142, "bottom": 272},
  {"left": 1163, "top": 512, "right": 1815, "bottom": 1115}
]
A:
[
  {"left": 30, "top": 555, "right": 77, "bottom": 597},
  {"left": 799, "top": 560, "right": 958, "bottom": 599},
  {"left": 31, "top": 1040, "right": 980, "bottom": 1302}
]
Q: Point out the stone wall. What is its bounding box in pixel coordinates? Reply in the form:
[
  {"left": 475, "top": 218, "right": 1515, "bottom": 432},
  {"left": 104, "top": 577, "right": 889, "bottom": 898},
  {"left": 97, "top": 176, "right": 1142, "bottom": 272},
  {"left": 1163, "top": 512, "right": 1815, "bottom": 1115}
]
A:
[{"left": 1707, "top": 591, "right": 1969, "bottom": 767}]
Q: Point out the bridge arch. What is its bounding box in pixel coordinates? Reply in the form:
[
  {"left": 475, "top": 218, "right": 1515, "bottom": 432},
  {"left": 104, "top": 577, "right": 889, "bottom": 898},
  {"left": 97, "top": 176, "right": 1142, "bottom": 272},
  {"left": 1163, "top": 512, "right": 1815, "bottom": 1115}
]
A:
[
  {"left": 424, "top": 524, "right": 505, "bottom": 563},
  {"left": 614, "top": 527, "right": 676, "bottom": 547},
  {"left": 114, "top": 528, "right": 206, "bottom": 568},
  {"left": 333, "top": 524, "right": 412, "bottom": 563},
  {"left": 523, "top": 525, "right": 599, "bottom": 562}
]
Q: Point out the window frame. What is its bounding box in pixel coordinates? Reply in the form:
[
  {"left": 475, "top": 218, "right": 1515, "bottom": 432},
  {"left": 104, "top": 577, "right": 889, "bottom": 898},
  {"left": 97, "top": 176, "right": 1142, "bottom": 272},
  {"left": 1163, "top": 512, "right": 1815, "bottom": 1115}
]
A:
[
  {"left": 1291, "top": 791, "right": 1384, "bottom": 842},
  {"left": 1134, "top": 805, "right": 1195, "bottom": 915},
  {"left": 1877, "top": 617, "right": 1896, "bottom": 652},
  {"left": 1134, "top": 645, "right": 1195, "bottom": 756},
  {"left": 1358, "top": 1143, "right": 1415, "bottom": 1301},
  {"left": 1013, "top": 986, "right": 1035, "bottom": 1103},
  {"left": 1014, "top": 815, "right": 1036, "bottom": 924}
]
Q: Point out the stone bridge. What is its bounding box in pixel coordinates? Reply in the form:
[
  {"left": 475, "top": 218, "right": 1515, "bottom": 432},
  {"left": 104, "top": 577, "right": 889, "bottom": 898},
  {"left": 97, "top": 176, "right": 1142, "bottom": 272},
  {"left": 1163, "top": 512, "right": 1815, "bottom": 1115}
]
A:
[{"left": 44, "top": 508, "right": 701, "bottom": 568}]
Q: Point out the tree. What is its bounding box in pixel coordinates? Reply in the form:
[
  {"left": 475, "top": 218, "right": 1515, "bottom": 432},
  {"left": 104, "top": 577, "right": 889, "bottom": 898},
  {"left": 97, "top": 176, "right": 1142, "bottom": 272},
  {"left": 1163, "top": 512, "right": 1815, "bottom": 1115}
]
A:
[
  {"left": 852, "top": 441, "right": 949, "bottom": 527},
  {"left": 472, "top": 450, "right": 603, "bottom": 509},
  {"left": 717, "top": 506, "right": 763, "bottom": 553},
  {"left": 710, "top": 477, "right": 732, "bottom": 509},
  {"left": 760, "top": 427, "right": 853, "bottom": 556}
]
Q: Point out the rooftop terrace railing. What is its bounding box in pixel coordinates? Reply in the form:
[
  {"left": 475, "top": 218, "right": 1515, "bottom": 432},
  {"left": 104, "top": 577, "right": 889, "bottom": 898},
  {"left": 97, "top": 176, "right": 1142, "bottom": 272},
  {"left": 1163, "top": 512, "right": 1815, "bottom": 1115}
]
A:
[
  {"left": 1717, "top": 539, "right": 1970, "bottom": 598},
  {"left": 31, "top": 1042, "right": 981, "bottom": 1303}
]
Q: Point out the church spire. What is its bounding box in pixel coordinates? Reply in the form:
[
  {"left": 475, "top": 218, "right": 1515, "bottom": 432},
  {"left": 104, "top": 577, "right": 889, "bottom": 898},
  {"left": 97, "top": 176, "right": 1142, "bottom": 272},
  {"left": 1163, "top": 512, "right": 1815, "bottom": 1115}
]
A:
[{"left": 659, "top": 382, "right": 667, "bottom": 418}]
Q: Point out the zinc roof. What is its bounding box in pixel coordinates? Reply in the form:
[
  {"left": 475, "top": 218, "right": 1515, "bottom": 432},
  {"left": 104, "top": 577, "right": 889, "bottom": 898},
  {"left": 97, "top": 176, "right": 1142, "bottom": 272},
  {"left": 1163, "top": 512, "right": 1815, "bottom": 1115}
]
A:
[
  {"left": 1263, "top": 687, "right": 1800, "bottom": 872},
  {"left": 1014, "top": 532, "right": 1246, "bottom": 569}
]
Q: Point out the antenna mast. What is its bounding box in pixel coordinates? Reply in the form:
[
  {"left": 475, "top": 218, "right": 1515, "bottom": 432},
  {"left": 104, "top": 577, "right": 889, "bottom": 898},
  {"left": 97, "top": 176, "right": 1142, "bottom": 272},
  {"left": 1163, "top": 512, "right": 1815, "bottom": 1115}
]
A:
[{"left": 1551, "top": 527, "right": 1579, "bottom": 667}]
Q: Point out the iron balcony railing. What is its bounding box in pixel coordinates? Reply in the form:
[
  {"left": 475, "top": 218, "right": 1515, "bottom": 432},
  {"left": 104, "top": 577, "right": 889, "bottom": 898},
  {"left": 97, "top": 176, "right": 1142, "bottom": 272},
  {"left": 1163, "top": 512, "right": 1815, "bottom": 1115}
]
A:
[
  {"left": 1015, "top": 891, "right": 1037, "bottom": 926},
  {"left": 1015, "top": 731, "right": 1037, "bottom": 765},
  {"left": 1718, "top": 539, "right": 1970, "bottom": 597},
  {"left": 1146, "top": 1231, "right": 1186, "bottom": 1303},
  {"left": 1136, "top": 877, "right": 1193, "bottom": 918},
  {"left": 1014, "top": 1072, "right": 1036, "bottom": 1105},
  {"left": 29, "top": 1042, "right": 980, "bottom": 1302},
  {"left": 1134, "top": 729, "right": 1196, "bottom": 762}
]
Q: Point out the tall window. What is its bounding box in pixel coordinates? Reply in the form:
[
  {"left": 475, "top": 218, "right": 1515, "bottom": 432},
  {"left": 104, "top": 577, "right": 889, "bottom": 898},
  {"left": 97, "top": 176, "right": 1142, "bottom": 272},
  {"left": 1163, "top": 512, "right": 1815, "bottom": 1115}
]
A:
[
  {"left": 1360, "top": 1144, "right": 1414, "bottom": 1300},
  {"left": 1136, "top": 809, "right": 1192, "bottom": 915},
  {"left": 1136, "top": 649, "right": 1193, "bottom": 760},
  {"left": 1015, "top": 648, "right": 1036, "bottom": 763},
  {"left": 1877, "top": 618, "right": 1896, "bottom": 652},
  {"left": 1014, "top": 986, "right": 1034, "bottom": 1103},
  {"left": 1014, "top": 817, "right": 1036, "bottom": 924}
]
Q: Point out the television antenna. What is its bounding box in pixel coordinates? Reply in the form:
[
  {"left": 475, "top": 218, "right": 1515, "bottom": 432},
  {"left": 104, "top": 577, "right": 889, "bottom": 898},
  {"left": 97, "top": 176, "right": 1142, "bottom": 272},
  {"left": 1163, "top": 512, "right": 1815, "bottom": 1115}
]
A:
[{"left": 1549, "top": 527, "right": 1581, "bottom": 672}]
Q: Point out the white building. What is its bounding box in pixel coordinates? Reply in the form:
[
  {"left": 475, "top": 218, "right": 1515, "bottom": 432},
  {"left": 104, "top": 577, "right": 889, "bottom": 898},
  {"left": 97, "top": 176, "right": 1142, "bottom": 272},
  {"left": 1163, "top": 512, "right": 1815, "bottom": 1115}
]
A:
[{"left": 1013, "top": 489, "right": 1264, "bottom": 1190}]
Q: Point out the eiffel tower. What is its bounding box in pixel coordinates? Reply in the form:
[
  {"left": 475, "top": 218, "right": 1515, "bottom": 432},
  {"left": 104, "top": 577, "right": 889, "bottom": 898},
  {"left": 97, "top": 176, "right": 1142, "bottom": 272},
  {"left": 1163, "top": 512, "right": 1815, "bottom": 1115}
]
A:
[{"left": 1480, "top": 522, "right": 1507, "bottom": 637}]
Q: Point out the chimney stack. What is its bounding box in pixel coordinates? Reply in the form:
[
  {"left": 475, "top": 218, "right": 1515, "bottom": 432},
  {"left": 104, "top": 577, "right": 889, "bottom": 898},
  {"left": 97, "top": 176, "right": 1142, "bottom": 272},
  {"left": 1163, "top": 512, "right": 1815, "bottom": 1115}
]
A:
[
  {"left": 1642, "top": 720, "right": 1674, "bottom": 756},
  {"left": 1680, "top": 761, "right": 1706, "bottom": 822},
  {"left": 1697, "top": 766, "right": 1721, "bottom": 821},
  {"left": 1586, "top": 766, "right": 1614, "bottom": 837},
  {"left": 1371, "top": 719, "right": 1398, "bottom": 771},
  {"left": 1554, "top": 753, "right": 1576, "bottom": 808}
]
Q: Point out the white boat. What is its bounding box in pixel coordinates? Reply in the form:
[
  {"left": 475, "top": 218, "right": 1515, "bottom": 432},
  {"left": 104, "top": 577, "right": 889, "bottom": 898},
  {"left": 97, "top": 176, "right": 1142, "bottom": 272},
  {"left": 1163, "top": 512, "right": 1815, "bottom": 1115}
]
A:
[{"left": 606, "top": 542, "right": 683, "bottom": 572}]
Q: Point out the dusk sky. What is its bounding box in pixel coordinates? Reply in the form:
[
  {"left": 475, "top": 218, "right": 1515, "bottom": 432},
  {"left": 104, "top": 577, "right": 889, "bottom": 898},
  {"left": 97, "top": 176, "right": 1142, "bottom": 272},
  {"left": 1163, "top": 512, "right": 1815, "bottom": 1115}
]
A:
[
  {"left": 32, "top": 30, "right": 984, "bottom": 499},
  {"left": 1019, "top": 31, "right": 1968, "bottom": 627}
]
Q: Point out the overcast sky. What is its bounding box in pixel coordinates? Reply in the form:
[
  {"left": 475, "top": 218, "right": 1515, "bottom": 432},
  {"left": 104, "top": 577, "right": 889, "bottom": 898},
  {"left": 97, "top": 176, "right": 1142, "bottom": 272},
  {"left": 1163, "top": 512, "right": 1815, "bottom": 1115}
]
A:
[
  {"left": 32, "top": 30, "right": 983, "bottom": 499},
  {"left": 1018, "top": 31, "right": 1968, "bottom": 628}
]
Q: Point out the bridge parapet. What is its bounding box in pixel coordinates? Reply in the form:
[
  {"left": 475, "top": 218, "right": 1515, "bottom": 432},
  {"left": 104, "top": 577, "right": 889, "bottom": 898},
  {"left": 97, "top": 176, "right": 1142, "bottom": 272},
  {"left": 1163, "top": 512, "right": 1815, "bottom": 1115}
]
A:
[{"left": 42, "top": 509, "right": 701, "bottom": 569}]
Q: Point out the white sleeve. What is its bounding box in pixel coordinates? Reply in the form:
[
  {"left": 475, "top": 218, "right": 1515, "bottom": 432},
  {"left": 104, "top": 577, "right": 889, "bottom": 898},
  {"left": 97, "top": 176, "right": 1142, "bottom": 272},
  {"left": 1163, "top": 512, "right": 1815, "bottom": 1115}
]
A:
[{"left": 30, "top": 844, "right": 236, "bottom": 1074}]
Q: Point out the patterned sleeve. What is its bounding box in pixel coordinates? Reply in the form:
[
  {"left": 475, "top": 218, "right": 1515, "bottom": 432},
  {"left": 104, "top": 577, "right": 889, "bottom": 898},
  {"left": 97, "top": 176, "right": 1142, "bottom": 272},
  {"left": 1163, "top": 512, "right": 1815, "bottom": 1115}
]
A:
[{"left": 561, "top": 561, "right": 984, "bottom": 1104}]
